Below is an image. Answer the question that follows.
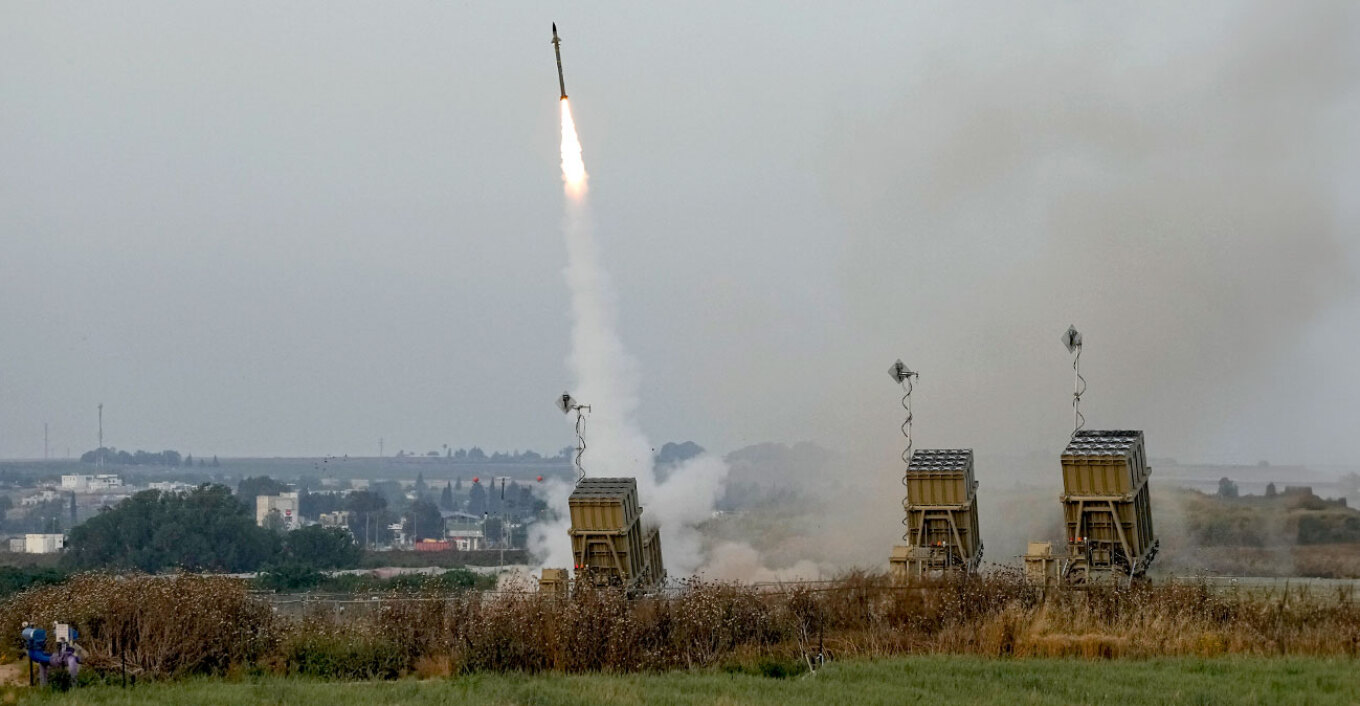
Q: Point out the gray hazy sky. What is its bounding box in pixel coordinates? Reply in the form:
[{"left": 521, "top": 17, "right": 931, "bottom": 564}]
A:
[{"left": 2, "top": 2, "right": 1357, "bottom": 465}]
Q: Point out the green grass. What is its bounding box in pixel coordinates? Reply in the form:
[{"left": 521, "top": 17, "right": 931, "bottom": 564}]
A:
[{"left": 15, "top": 656, "right": 1360, "bottom": 706}]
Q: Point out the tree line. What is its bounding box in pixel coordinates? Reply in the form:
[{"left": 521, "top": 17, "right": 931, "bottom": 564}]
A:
[
  {"left": 79, "top": 447, "right": 218, "bottom": 468},
  {"left": 62, "top": 485, "right": 357, "bottom": 573},
  {"left": 393, "top": 447, "right": 572, "bottom": 463}
]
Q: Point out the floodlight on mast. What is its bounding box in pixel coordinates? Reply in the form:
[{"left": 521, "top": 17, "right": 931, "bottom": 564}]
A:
[
  {"left": 1062, "top": 325, "right": 1085, "bottom": 436},
  {"left": 888, "top": 359, "right": 918, "bottom": 543},
  {"left": 556, "top": 392, "right": 591, "bottom": 482}
]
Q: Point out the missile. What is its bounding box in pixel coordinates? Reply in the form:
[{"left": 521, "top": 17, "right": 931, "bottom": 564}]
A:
[{"left": 552, "top": 23, "right": 567, "bottom": 100}]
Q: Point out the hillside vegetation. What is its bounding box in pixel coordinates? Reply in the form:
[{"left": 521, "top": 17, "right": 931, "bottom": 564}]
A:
[{"left": 1160, "top": 487, "right": 1360, "bottom": 577}]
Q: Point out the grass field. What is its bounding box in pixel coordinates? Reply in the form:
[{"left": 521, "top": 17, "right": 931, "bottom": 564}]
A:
[{"left": 14, "top": 656, "right": 1359, "bottom": 706}]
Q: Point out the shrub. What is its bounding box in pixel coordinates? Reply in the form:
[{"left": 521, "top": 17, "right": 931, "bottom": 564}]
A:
[{"left": 0, "top": 573, "right": 273, "bottom": 677}]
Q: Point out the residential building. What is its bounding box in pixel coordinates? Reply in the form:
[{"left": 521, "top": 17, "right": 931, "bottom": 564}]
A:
[
  {"left": 21, "top": 490, "right": 61, "bottom": 507},
  {"left": 148, "top": 481, "right": 195, "bottom": 493},
  {"left": 22, "top": 534, "right": 64, "bottom": 554},
  {"left": 60, "top": 474, "right": 123, "bottom": 492},
  {"left": 319, "top": 511, "right": 352, "bottom": 529},
  {"left": 256, "top": 492, "right": 300, "bottom": 531},
  {"left": 446, "top": 523, "right": 484, "bottom": 551}
]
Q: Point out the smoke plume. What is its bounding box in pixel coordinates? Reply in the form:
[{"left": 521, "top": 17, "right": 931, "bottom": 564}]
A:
[
  {"left": 535, "top": 99, "right": 733, "bottom": 577},
  {"left": 822, "top": 2, "right": 1357, "bottom": 465}
]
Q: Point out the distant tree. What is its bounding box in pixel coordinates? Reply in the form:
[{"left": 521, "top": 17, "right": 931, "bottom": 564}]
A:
[
  {"left": 440, "top": 482, "right": 454, "bottom": 511},
  {"left": 1341, "top": 473, "right": 1360, "bottom": 500},
  {"left": 0, "top": 566, "right": 69, "bottom": 598},
  {"left": 281, "top": 525, "right": 360, "bottom": 569},
  {"left": 655, "top": 441, "right": 705, "bottom": 469},
  {"left": 370, "top": 480, "right": 406, "bottom": 509},
  {"left": 403, "top": 499, "right": 444, "bottom": 542},
  {"left": 211, "top": 455, "right": 220, "bottom": 467},
  {"left": 468, "top": 481, "right": 487, "bottom": 516},
  {"left": 63, "top": 485, "right": 280, "bottom": 572},
  {"left": 483, "top": 516, "right": 504, "bottom": 545},
  {"left": 79, "top": 447, "right": 183, "bottom": 466},
  {"left": 183, "top": 453, "right": 193, "bottom": 467},
  {"left": 467, "top": 447, "right": 486, "bottom": 463},
  {"left": 262, "top": 509, "right": 286, "bottom": 533},
  {"left": 300, "top": 490, "right": 345, "bottom": 519},
  {"left": 344, "top": 491, "right": 388, "bottom": 548},
  {"left": 1265, "top": 482, "right": 1278, "bottom": 498},
  {"left": 487, "top": 480, "right": 502, "bottom": 513},
  {"left": 454, "top": 477, "right": 463, "bottom": 492},
  {"left": 1217, "top": 477, "right": 1240, "bottom": 499},
  {"left": 415, "top": 471, "right": 427, "bottom": 496},
  {"left": 513, "top": 484, "right": 533, "bottom": 519},
  {"left": 453, "top": 448, "right": 467, "bottom": 461},
  {"left": 237, "top": 476, "right": 290, "bottom": 509}
]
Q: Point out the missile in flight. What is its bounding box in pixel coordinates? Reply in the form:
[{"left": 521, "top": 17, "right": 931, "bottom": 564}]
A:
[{"left": 552, "top": 23, "right": 567, "bottom": 100}]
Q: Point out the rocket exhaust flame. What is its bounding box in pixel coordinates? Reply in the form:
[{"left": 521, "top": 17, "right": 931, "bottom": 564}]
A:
[{"left": 559, "top": 100, "right": 587, "bottom": 199}]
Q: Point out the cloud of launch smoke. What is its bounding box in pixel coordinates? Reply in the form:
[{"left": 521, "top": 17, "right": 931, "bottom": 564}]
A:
[
  {"left": 535, "top": 99, "right": 735, "bottom": 578},
  {"left": 821, "top": 2, "right": 1357, "bottom": 467}
]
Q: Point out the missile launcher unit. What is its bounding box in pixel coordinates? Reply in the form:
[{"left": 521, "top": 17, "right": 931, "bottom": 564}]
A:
[
  {"left": 538, "top": 567, "right": 569, "bottom": 595},
  {"left": 568, "top": 477, "right": 665, "bottom": 593},
  {"left": 1059, "top": 430, "right": 1159, "bottom": 581},
  {"left": 890, "top": 449, "right": 983, "bottom": 578},
  {"left": 1023, "top": 541, "right": 1060, "bottom": 586}
]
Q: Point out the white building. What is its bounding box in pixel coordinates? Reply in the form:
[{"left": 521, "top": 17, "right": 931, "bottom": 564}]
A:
[
  {"left": 447, "top": 527, "right": 484, "bottom": 551},
  {"left": 319, "top": 511, "right": 351, "bottom": 529},
  {"left": 22, "top": 534, "right": 64, "bottom": 554},
  {"left": 148, "top": 481, "right": 196, "bottom": 493},
  {"left": 20, "top": 490, "right": 61, "bottom": 507},
  {"left": 256, "top": 492, "right": 300, "bottom": 531},
  {"left": 60, "top": 474, "right": 123, "bottom": 492}
]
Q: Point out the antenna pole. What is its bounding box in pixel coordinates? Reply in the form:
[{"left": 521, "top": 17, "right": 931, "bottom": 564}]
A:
[
  {"left": 1062, "top": 326, "right": 1086, "bottom": 437},
  {"left": 1072, "top": 346, "right": 1086, "bottom": 436},
  {"left": 889, "top": 360, "right": 919, "bottom": 545},
  {"left": 900, "top": 375, "right": 917, "bottom": 543},
  {"left": 573, "top": 405, "right": 591, "bottom": 482}
]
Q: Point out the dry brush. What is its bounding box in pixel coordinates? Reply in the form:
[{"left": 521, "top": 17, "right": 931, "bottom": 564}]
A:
[{"left": 2, "top": 571, "right": 1358, "bottom": 680}]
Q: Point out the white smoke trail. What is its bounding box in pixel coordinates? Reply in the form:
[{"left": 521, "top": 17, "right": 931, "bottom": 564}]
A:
[{"left": 534, "top": 99, "right": 731, "bottom": 577}]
